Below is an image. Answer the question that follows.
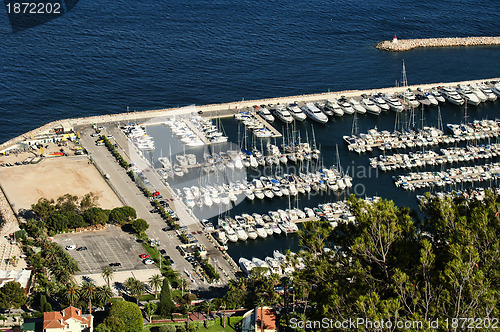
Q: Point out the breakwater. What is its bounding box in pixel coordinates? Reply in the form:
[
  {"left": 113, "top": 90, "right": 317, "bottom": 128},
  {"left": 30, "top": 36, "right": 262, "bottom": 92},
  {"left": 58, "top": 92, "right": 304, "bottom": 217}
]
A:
[
  {"left": 376, "top": 36, "right": 500, "bottom": 52},
  {"left": 1, "top": 77, "right": 499, "bottom": 152}
]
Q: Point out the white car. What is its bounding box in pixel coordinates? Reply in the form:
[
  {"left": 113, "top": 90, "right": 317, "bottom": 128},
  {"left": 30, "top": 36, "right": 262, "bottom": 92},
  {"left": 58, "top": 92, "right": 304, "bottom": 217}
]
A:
[
  {"left": 65, "top": 245, "right": 77, "bottom": 250},
  {"left": 144, "top": 259, "right": 155, "bottom": 265}
]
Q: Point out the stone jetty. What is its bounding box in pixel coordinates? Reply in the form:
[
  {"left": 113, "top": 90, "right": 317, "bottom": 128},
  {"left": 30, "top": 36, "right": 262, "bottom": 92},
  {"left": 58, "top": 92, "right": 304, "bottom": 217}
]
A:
[{"left": 376, "top": 36, "right": 500, "bottom": 52}]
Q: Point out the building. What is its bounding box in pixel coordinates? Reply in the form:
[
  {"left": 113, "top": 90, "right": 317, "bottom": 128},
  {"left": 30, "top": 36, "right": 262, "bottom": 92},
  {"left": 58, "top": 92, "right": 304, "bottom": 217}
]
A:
[
  {"left": 241, "top": 306, "right": 278, "bottom": 332},
  {"left": 0, "top": 269, "right": 32, "bottom": 294},
  {"left": 43, "top": 306, "right": 93, "bottom": 332}
]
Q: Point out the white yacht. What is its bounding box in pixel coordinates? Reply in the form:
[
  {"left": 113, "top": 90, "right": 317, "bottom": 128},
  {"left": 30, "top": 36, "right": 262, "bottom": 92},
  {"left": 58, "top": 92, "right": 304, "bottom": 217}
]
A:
[
  {"left": 477, "top": 83, "right": 497, "bottom": 101},
  {"left": 246, "top": 226, "right": 258, "bottom": 240},
  {"left": 349, "top": 98, "right": 366, "bottom": 114},
  {"left": 302, "top": 102, "right": 329, "bottom": 123},
  {"left": 258, "top": 108, "right": 275, "bottom": 122},
  {"left": 325, "top": 100, "right": 344, "bottom": 117},
  {"left": 287, "top": 103, "right": 307, "bottom": 121},
  {"left": 360, "top": 96, "right": 381, "bottom": 115},
  {"left": 252, "top": 258, "right": 270, "bottom": 276},
  {"left": 273, "top": 105, "right": 294, "bottom": 123},
  {"left": 254, "top": 190, "right": 265, "bottom": 200},
  {"left": 491, "top": 83, "right": 500, "bottom": 97},
  {"left": 265, "top": 256, "right": 282, "bottom": 275},
  {"left": 245, "top": 188, "right": 255, "bottom": 201},
  {"left": 216, "top": 230, "right": 228, "bottom": 245},
  {"left": 272, "top": 186, "right": 283, "bottom": 198},
  {"left": 382, "top": 93, "right": 404, "bottom": 112},
  {"left": 470, "top": 85, "right": 487, "bottom": 102},
  {"left": 270, "top": 222, "right": 282, "bottom": 235},
  {"left": 440, "top": 86, "right": 465, "bottom": 105},
  {"left": 370, "top": 94, "right": 390, "bottom": 111},
  {"left": 337, "top": 97, "right": 355, "bottom": 114},
  {"left": 399, "top": 89, "right": 420, "bottom": 108},
  {"left": 239, "top": 257, "right": 256, "bottom": 276},
  {"left": 255, "top": 224, "right": 268, "bottom": 238},
  {"left": 234, "top": 226, "right": 248, "bottom": 241},
  {"left": 224, "top": 226, "right": 238, "bottom": 243},
  {"left": 431, "top": 88, "right": 446, "bottom": 103},
  {"left": 457, "top": 85, "right": 481, "bottom": 105}
]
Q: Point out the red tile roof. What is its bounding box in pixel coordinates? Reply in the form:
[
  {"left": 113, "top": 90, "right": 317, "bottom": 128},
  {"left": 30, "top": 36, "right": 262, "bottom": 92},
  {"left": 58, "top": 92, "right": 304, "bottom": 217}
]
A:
[
  {"left": 43, "top": 306, "right": 92, "bottom": 330},
  {"left": 256, "top": 307, "right": 277, "bottom": 331}
]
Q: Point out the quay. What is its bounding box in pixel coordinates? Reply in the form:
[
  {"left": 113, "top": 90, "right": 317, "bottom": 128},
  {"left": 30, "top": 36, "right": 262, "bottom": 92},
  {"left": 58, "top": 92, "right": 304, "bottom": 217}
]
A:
[
  {"left": 252, "top": 112, "right": 282, "bottom": 138},
  {"left": 376, "top": 36, "right": 500, "bottom": 52}
]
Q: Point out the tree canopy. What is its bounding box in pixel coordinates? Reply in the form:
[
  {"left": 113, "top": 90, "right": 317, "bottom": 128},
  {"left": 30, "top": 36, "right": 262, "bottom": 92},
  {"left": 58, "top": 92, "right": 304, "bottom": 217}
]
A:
[
  {"left": 131, "top": 218, "right": 149, "bottom": 235},
  {"left": 108, "top": 301, "right": 143, "bottom": 332},
  {"left": 0, "top": 281, "right": 27, "bottom": 313}
]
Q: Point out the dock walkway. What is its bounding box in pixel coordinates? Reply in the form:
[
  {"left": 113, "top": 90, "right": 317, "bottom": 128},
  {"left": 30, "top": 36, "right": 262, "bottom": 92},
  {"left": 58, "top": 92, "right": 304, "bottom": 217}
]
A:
[{"left": 252, "top": 112, "right": 282, "bottom": 138}]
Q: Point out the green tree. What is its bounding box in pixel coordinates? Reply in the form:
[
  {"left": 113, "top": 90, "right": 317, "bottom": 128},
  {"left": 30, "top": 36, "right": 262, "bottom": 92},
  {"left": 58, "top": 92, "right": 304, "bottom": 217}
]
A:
[
  {"left": 96, "top": 285, "right": 113, "bottom": 306},
  {"left": 63, "top": 284, "right": 80, "bottom": 306},
  {"left": 149, "top": 274, "right": 163, "bottom": 299},
  {"left": 158, "top": 278, "right": 175, "bottom": 317},
  {"left": 55, "top": 194, "right": 79, "bottom": 213},
  {"left": 144, "top": 301, "right": 157, "bottom": 322},
  {"left": 80, "top": 282, "right": 97, "bottom": 314},
  {"left": 31, "top": 197, "right": 55, "bottom": 221},
  {"left": 101, "top": 267, "right": 114, "bottom": 289},
  {"left": 131, "top": 218, "right": 149, "bottom": 235},
  {"left": 109, "top": 206, "right": 136, "bottom": 225},
  {"left": 158, "top": 325, "right": 176, "bottom": 332},
  {"left": 108, "top": 301, "right": 143, "bottom": 332},
  {"left": 46, "top": 212, "right": 69, "bottom": 232},
  {"left": 101, "top": 316, "right": 125, "bottom": 332},
  {"left": 83, "top": 207, "right": 109, "bottom": 225},
  {"left": 0, "top": 281, "right": 27, "bottom": 313},
  {"left": 80, "top": 192, "right": 98, "bottom": 211}
]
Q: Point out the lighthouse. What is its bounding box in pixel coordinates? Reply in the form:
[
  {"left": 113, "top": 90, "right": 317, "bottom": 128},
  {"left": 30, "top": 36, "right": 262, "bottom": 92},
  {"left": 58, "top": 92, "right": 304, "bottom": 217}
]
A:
[{"left": 392, "top": 35, "right": 398, "bottom": 43}]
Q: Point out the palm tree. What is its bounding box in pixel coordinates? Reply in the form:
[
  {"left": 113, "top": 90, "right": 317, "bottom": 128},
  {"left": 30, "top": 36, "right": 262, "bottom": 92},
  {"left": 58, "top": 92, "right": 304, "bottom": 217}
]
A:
[
  {"left": 257, "top": 297, "right": 266, "bottom": 332},
  {"left": 148, "top": 274, "right": 163, "bottom": 299},
  {"left": 101, "top": 267, "right": 114, "bottom": 289},
  {"left": 64, "top": 284, "right": 80, "bottom": 306},
  {"left": 128, "top": 279, "right": 145, "bottom": 305},
  {"left": 179, "top": 278, "right": 189, "bottom": 297},
  {"left": 205, "top": 300, "right": 213, "bottom": 327},
  {"left": 80, "top": 282, "right": 97, "bottom": 314},
  {"left": 96, "top": 285, "right": 113, "bottom": 305},
  {"left": 185, "top": 303, "right": 194, "bottom": 327}
]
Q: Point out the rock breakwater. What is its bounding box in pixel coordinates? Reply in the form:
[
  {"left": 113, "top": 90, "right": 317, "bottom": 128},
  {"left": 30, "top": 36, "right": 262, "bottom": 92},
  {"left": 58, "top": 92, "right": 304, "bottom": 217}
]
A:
[{"left": 376, "top": 36, "right": 500, "bottom": 52}]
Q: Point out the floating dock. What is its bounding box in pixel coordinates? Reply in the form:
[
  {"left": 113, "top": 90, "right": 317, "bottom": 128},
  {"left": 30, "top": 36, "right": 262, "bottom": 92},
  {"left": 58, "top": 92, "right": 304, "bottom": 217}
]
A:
[
  {"left": 252, "top": 112, "right": 282, "bottom": 138},
  {"left": 376, "top": 36, "right": 500, "bottom": 52}
]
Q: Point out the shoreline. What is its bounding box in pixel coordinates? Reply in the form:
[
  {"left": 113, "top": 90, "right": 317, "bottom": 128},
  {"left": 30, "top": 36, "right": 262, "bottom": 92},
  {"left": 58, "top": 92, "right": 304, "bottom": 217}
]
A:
[
  {"left": 1, "top": 77, "right": 499, "bottom": 151},
  {"left": 376, "top": 36, "right": 500, "bottom": 52}
]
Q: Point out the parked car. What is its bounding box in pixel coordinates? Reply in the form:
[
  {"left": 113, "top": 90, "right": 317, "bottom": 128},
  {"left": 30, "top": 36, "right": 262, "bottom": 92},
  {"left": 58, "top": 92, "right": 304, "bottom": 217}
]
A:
[
  {"left": 76, "top": 246, "right": 88, "bottom": 251},
  {"left": 144, "top": 259, "right": 155, "bottom": 265},
  {"left": 140, "top": 254, "right": 150, "bottom": 259},
  {"left": 159, "top": 249, "right": 167, "bottom": 256},
  {"left": 109, "top": 262, "right": 121, "bottom": 267},
  {"left": 65, "top": 245, "right": 77, "bottom": 250}
]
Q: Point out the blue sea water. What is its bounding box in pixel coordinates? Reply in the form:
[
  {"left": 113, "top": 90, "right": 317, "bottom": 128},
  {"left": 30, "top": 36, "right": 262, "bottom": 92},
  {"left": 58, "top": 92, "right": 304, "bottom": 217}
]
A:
[
  {"left": 1, "top": 0, "right": 500, "bottom": 260},
  {"left": 0, "top": 0, "right": 499, "bottom": 143}
]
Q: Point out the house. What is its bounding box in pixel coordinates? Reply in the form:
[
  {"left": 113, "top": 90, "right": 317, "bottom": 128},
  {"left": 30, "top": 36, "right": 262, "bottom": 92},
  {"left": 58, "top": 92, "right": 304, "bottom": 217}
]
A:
[
  {"left": 43, "top": 306, "right": 93, "bottom": 332},
  {"left": 0, "top": 269, "right": 32, "bottom": 294},
  {"left": 241, "top": 306, "right": 278, "bottom": 332}
]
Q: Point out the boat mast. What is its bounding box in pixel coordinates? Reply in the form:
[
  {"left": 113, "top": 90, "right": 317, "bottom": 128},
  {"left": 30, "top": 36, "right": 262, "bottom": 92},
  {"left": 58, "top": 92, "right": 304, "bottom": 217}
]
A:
[
  {"left": 437, "top": 106, "right": 443, "bottom": 132},
  {"left": 351, "top": 112, "right": 359, "bottom": 136}
]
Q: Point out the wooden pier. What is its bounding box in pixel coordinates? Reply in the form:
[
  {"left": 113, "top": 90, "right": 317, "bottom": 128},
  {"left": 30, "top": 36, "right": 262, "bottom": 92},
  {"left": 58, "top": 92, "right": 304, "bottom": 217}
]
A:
[
  {"left": 183, "top": 119, "right": 211, "bottom": 145},
  {"left": 252, "top": 112, "right": 282, "bottom": 138}
]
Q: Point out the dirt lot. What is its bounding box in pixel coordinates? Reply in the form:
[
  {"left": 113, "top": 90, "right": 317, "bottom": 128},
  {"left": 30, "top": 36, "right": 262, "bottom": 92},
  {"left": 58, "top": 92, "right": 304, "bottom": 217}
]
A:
[{"left": 0, "top": 155, "right": 122, "bottom": 212}]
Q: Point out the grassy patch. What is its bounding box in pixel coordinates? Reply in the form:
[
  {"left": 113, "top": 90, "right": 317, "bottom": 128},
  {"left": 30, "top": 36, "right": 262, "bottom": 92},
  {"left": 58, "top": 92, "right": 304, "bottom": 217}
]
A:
[{"left": 144, "top": 317, "right": 243, "bottom": 332}]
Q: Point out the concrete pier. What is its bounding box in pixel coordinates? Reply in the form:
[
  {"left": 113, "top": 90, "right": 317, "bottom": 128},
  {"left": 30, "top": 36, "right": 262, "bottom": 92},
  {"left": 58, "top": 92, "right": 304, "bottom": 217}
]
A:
[{"left": 376, "top": 36, "right": 500, "bottom": 52}]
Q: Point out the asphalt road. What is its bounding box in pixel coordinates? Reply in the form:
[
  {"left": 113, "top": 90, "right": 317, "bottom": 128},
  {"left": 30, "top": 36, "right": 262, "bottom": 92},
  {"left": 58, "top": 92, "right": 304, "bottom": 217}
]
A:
[{"left": 78, "top": 123, "right": 236, "bottom": 291}]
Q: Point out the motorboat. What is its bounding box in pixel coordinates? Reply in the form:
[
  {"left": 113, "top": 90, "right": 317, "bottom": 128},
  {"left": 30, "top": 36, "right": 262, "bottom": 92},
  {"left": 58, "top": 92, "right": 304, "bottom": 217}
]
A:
[
  {"left": 349, "top": 98, "right": 366, "bottom": 114},
  {"left": 287, "top": 103, "right": 307, "bottom": 121},
  {"left": 255, "top": 224, "right": 268, "bottom": 238},
  {"left": 270, "top": 222, "right": 282, "bottom": 235},
  {"left": 265, "top": 256, "right": 282, "bottom": 275},
  {"left": 337, "top": 97, "right": 355, "bottom": 114},
  {"left": 456, "top": 85, "right": 481, "bottom": 105},
  {"left": 273, "top": 105, "right": 294, "bottom": 123},
  {"left": 224, "top": 226, "right": 238, "bottom": 242},
  {"left": 398, "top": 89, "right": 420, "bottom": 108},
  {"left": 491, "top": 83, "right": 500, "bottom": 97},
  {"left": 216, "top": 230, "right": 228, "bottom": 245},
  {"left": 477, "top": 83, "right": 497, "bottom": 101},
  {"left": 302, "top": 102, "right": 329, "bottom": 123},
  {"left": 431, "top": 88, "right": 446, "bottom": 103},
  {"left": 235, "top": 226, "right": 248, "bottom": 241},
  {"left": 254, "top": 190, "right": 265, "bottom": 200},
  {"left": 245, "top": 188, "right": 255, "bottom": 201},
  {"left": 370, "top": 94, "right": 390, "bottom": 111},
  {"left": 239, "top": 257, "right": 256, "bottom": 276},
  {"left": 360, "top": 95, "right": 381, "bottom": 115},
  {"left": 439, "top": 86, "right": 465, "bottom": 105},
  {"left": 258, "top": 108, "right": 275, "bottom": 122},
  {"left": 246, "top": 226, "right": 258, "bottom": 240},
  {"left": 382, "top": 93, "right": 404, "bottom": 112},
  {"left": 470, "top": 85, "right": 487, "bottom": 102},
  {"left": 252, "top": 258, "right": 270, "bottom": 275},
  {"left": 325, "top": 100, "right": 344, "bottom": 117}
]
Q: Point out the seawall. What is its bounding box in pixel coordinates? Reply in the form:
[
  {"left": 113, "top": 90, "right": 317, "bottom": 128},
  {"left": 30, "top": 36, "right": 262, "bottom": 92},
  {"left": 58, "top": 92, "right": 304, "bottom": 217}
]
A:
[
  {"left": 376, "top": 36, "right": 500, "bottom": 52},
  {"left": 1, "top": 77, "right": 499, "bottom": 151}
]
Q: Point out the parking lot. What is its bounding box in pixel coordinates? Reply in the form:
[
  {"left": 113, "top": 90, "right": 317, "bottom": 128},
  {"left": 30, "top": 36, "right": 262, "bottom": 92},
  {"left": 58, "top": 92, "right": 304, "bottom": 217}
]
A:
[{"left": 54, "top": 225, "right": 158, "bottom": 275}]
